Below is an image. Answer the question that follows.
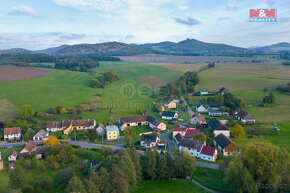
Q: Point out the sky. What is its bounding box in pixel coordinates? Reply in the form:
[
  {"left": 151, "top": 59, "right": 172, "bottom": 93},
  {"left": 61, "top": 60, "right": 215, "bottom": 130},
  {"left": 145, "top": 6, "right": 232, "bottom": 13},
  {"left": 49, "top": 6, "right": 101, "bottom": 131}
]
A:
[{"left": 0, "top": 0, "right": 289, "bottom": 50}]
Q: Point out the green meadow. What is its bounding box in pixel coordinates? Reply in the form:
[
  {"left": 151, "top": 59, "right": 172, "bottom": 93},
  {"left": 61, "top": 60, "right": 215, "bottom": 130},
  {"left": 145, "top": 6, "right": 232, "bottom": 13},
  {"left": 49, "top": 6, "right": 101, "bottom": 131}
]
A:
[{"left": 132, "top": 180, "right": 210, "bottom": 193}]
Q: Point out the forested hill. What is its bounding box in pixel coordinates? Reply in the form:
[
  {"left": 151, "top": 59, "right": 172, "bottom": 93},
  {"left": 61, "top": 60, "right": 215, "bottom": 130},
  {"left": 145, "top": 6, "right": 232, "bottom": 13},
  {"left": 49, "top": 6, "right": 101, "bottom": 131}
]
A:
[
  {"left": 251, "top": 42, "right": 290, "bottom": 52},
  {"left": 137, "top": 38, "right": 248, "bottom": 55},
  {"left": 54, "top": 42, "right": 160, "bottom": 56}
]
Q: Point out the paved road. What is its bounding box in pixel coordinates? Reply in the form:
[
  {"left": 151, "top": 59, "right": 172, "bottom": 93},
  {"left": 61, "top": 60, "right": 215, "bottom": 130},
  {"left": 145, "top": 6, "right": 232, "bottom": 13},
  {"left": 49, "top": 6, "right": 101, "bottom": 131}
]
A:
[
  {"left": 0, "top": 142, "right": 26, "bottom": 148},
  {"left": 160, "top": 130, "right": 177, "bottom": 153},
  {"left": 195, "top": 161, "right": 219, "bottom": 170},
  {"left": 61, "top": 140, "right": 125, "bottom": 150},
  {"left": 181, "top": 96, "right": 194, "bottom": 116}
]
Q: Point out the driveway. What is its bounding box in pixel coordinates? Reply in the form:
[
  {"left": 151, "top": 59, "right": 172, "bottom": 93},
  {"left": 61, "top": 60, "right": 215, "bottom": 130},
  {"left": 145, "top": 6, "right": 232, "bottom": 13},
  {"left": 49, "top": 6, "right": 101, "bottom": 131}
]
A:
[
  {"left": 195, "top": 161, "right": 219, "bottom": 170},
  {"left": 159, "top": 130, "right": 177, "bottom": 153},
  {"left": 61, "top": 140, "right": 125, "bottom": 150}
]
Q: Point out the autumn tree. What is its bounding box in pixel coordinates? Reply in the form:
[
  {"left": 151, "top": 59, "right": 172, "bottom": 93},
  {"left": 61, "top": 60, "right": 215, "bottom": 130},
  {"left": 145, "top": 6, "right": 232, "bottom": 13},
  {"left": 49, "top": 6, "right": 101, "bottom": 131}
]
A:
[
  {"left": 43, "top": 136, "right": 60, "bottom": 146},
  {"left": 59, "top": 108, "right": 68, "bottom": 114},
  {"left": 19, "top": 104, "right": 34, "bottom": 120},
  {"left": 225, "top": 143, "right": 289, "bottom": 193},
  {"left": 232, "top": 124, "right": 245, "bottom": 137},
  {"left": 193, "top": 133, "right": 207, "bottom": 141}
]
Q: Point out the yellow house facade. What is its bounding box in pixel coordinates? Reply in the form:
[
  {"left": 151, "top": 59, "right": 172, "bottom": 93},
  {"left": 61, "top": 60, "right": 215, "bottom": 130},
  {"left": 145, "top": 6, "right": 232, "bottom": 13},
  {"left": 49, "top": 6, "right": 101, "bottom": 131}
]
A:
[
  {"left": 165, "top": 100, "right": 176, "bottom": 109},
  {"left": 106, "top": 125, "right": 120, "bottom": 141}
]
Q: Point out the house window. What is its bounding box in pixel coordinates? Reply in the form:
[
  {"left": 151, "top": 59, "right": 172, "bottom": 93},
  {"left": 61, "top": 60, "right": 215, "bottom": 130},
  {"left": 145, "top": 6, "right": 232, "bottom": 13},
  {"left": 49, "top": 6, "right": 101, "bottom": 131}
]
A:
[{"left": 208, "top": 158, "right": 210, "bottom": 160}]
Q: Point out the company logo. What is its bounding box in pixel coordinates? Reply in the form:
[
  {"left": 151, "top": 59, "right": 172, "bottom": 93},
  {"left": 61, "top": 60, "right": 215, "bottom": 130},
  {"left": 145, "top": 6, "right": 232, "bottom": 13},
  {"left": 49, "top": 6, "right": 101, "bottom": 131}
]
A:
[{"left": 249, "top": 9, "right": 277, "bottom": 22}]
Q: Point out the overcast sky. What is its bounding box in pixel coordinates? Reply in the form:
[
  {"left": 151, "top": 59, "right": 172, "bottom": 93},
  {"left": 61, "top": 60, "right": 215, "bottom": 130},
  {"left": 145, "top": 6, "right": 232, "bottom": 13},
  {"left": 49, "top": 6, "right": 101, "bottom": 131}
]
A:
[{"left": 0, "top": 0, "right": 289, "bottom": 50}]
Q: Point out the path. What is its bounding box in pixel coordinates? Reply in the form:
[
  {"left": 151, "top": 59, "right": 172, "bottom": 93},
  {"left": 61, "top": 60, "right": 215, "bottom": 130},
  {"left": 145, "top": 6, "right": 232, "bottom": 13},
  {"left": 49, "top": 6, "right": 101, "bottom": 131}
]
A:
[
  {"left": 159, "top": 130, "right": 177, "bottom": 152},
  {"left": 191, "top": 179, "right": 220, "bottom": 193}
]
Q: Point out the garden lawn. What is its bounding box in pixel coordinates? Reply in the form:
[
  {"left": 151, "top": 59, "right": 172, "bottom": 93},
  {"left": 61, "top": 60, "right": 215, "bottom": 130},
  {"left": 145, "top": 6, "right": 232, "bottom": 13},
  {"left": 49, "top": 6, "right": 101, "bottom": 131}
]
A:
[
  {"left": 132, "top": 180, "right": 210, "bottom": 193},
  {"left": 192, "top": 167, "right": 235, "bottom": 193}
]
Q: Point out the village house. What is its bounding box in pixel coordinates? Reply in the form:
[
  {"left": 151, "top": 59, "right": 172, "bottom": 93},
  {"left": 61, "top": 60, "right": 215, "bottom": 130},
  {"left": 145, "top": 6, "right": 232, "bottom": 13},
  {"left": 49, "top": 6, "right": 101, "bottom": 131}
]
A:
[
  {"left": 195, "top": 104, "right": 208, "bottom": 113},
  {"left": 4, "top": 127, "right": 21, "bottom": 141},
  {"left": 96, "top": 122, "right": 106, "bottom": 136},
  {"left": 214, "top": 133, "right": 240, "bottom": 156},
  {"left": 208, "top": 118, "right": 230, "bottom": 137},
  {"left": 190, "top": 114, "right": 206, "bottom": 125},
  {"left": 119, "top": 115, "right": 166, "bottom": 131},
  {"left": 140, "top": 134, "right": 160, "bottom": 148},
  {"left": 62, "top": 119, "right": 96, "bottom": 135},
  {"left": 172, "top": 125, "right": 187, "bottom": 137},
  {"left": 0, "top": 153, "right": 3, "bottom": 171},
  {"left": 164, "top": 99, "right": 177, "bottom": 109},
  {"left": 161, "top": 111, "right": 178, "bottom": 120},
  {"left": 200, "top": 146, "right": 218, "bottom": 162},
  {"left": 8, "top": 151, "right": 18, "bottom": 162},
  {"left": 219, "top": 87, "right": 230, "bottom": 95},
  {"left": 236, "top": 110, "right": 256, "bottom": 124},
  {"left": 33, "top": 129, "right": 49, "bottom": 141},
  {"left": 184, "top": 129, "right": 201, "bottom": 138},
  {"left": 179, "top": 138, "right": 204, "bottom": 157},
  {"left": 200, "top": 89, "right": 209, "bottom": 95},
  {"left": 106, "top": 125, "right": 119, "bottom": 141},
  {"left": 46, "top": 121, "right": 62, "bottom": 132},
  {"left": 19, "top": 140, "right": 37, "bottom": 158},
  {"left": 209, "top": 111, "right": 222, "bottom": 117}
]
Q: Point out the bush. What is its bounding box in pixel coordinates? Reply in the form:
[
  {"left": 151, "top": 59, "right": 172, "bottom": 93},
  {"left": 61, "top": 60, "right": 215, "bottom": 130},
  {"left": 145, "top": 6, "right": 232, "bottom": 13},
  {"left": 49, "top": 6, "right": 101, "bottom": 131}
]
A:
[{"left": 58, "top": 167, "right": 75, "bottom": 184}]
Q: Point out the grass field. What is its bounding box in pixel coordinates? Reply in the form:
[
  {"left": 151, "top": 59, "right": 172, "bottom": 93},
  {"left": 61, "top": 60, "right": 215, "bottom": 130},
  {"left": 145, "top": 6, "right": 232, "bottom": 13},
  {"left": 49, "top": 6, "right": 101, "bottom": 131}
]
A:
[
  {"left": 197, "top": 63, "right": 290, "bottom": 92},
  {"left": 192, "top": 167, "right": 235, "bottom": 193},
  {"left": 132, "top": 180, "right": 210, "bottom": 193}
]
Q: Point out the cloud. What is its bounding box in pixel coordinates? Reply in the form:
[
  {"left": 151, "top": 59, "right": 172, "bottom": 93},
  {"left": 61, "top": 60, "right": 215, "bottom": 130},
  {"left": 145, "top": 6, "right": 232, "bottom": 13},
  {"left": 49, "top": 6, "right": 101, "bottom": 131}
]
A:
[
  {"left": 217, "top": 17, "right": 232, "bottom": 21},
  {"left": 173, "top": 17, "right": 201, "bottom": 26},
  {"left": 0, "top": 14, "right": 5, "bottom": 18},
  {"left": 225, "top": 5, "right": 238, "bottom": 11},
  {"left": 9, "top": 5, "right": 38, "bottom": 17},
  {"left": 52, "top": 0, "right": 120, "bottom": 11},
  {"left": 59, "top": 33, "right": 85, "bottom": 40},
  {"left": 178, "top": 5, "right": 188, "bottom": 10}
]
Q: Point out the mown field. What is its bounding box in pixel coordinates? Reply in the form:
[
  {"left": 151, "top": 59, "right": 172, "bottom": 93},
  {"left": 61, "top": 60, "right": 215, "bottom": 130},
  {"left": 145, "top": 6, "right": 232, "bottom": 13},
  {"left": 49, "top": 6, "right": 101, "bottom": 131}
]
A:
[{"left": 132, "top": 180, "right": 210, "bottom": 193}]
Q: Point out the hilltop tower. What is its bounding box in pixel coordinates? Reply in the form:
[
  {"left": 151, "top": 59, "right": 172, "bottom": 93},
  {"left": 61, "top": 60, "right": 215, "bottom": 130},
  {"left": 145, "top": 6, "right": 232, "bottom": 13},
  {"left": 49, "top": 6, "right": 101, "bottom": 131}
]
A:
[{"left": 0, "top": 152, "right": 3, "bottom": 171}]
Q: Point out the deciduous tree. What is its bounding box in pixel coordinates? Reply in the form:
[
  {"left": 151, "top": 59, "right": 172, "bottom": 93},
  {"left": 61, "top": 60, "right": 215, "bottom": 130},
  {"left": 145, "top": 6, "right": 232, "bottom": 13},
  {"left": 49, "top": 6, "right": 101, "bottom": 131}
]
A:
[
  {"left": 232, "top": 124, "right": 245, "bottom": 137},
  {"left": 43, "top": 136, "right": 60, "bottom": 146}
]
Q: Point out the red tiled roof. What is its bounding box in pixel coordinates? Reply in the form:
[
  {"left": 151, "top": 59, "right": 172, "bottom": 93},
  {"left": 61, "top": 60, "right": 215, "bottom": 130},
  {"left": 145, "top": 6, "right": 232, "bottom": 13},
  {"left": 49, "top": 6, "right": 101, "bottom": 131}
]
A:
[
  {"left": 172, "top": 125, "right": 187, "bottom": 132},
  {"left": 185, "top": 129, "right": 200, "bottom": 137},
  {"left": 46, "top": 121, "right": 61, "bottom": 128},
  {"left": 23, "top": 140, "right": 36, "bottom": 153},
  {"left": 4, "top": 127, "right": 20, "bottom": 135},
  {"left": 201, "top": 146, "right": 216, "bottom": 156}
]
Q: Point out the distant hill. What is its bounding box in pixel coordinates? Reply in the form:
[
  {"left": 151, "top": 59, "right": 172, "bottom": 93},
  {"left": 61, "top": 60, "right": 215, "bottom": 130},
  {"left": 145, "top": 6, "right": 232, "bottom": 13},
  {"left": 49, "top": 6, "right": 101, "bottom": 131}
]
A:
[
  {"left": 52, "top": 42, "right": 159, "bottom": 56},
  {"left": 35, "top": 45, "right": 69, "bottom": 54},
  {"left": 137, "top": 38, "right": 247, "bottom": 55},
  {"left": 252, "top": 42, "right": 290, "bottom": 52},
  {"left": 0, "top": 48, "right": 33, "bottom": 54}
]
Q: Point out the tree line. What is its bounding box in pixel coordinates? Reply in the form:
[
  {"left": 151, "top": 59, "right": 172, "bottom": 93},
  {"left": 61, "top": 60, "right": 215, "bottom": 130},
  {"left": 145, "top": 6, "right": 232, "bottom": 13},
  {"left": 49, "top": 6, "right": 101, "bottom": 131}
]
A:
[
  {"left": 0, "top": 53, "right": 120, "bottom": 72},
  {"left": 90, "top": 69, "right": 118, "bottom": 88},
  {"left": 158, "top": 71, "right": 199, "bottom": 98}
]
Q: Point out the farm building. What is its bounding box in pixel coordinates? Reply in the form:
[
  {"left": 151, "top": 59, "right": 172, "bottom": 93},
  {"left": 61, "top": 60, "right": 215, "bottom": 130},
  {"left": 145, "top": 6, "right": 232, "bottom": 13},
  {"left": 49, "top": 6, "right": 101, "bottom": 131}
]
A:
[
  {"left": 119, "top": 115, "right": 166, "bottom": 131},
  {"left": 208, "top": 118, "right": 230, "bottom": 137},
  {"left": 236, "top": 110, "right": 256, "bottom": 124},
  {"left": 33, "top": 129, "right": 49, "bottom": 141},
  {"left": 4, "top": 127, "right": 21, "bottom": 141},
  {"left": 46, "top": 121, "right": 62, "bottom": 132},
  {"left": 214, "top": 133, "right": 240, "bottom": 156}
]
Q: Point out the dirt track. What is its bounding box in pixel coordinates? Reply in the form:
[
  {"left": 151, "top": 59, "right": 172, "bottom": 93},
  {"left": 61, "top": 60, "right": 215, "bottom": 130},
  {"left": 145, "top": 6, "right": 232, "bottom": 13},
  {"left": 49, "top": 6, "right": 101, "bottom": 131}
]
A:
[{"left": 0, "top": 65, "right": 53, "bottom": 82}]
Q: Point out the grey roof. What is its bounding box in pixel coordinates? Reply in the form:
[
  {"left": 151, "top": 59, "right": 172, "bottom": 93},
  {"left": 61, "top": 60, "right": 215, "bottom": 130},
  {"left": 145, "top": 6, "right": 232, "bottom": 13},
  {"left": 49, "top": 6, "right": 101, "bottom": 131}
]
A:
[
  {"left": 179, "top": 138, "right": 203, "bottom": 151},
  {"left": 106, "top": 125, "right": 119, "bottom": 132},
  {"left": 165, "top": 99, "right": 174, "bottom": 105},
  {"left": 162, "top": 111, "right": 176, "bottom": 117},
  {"left": 208, "top": 118, "right": 222, "bottom": 130},
  {"left": 141, "top": 134, "right": 158, "bottom": 142},
  {"left": 200, "top": 89, "right": 208, "bottom": 92},
  {"left": 214, "top": 133, "right": 232, "bottom": 149},
  {"left": 237, "top": 110, "right": 255, "bottom": 120},
  {"left": 196, "top": 104, "right": 207, "bottom": 108},
  {"left": 147, "top": 115, "right": 161, "bottom": 127},
  {"left": 33, "top": 129, "right": 48, "bottom": 138},
  {"left": 174, "top": 133, "right": 182, "bottom": 142},
  {"left": 219, "top": 87, "right": 230, "bottom": 94}
]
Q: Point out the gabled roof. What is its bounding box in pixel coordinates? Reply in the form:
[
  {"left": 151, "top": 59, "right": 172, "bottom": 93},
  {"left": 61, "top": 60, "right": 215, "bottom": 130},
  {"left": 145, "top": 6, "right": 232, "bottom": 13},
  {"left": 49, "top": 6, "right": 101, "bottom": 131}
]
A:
[
  {"left": 196, "top": 104, "right": 207, "bottom": 109},
  {"left": 208, "top": 118, "right": 222, "bottom": 130},
  {"left": 215, "top": 124, "right": 229, "bottom": 131},
  {"left": 174, "top": 133, "right": 183, "bottom": 142},
  {"left": 201, "top": 146, "right": 216, "bottom": 156},
  {"left": 165, "top": 99, "right": 175, "bottom": 105},
  {"left": 34, "top": 129, "right": 48, "bottom": 138},
  {"left": 106, "top": 125, "right": 119, "bottom": 132},
  {"left": 119, "top": 115, "right": 148, "bottom": 123},
  {"left": 23, "top": 140, "right": 36, "bottom": 153},
  {"left": 214, "top": 133, "right": 232, "bottom": 149},
  {"left": 4, "top": 127, "right": 21, "bottom": 135},
  {"left": 46, "top": 121, "right": 61, "bottom": 128},
  {"left": 237, "top": 110, "right": 255, "bottom": 120},
  {"left": 192, "top": 114, "right": 205, "bottom": 122},
  {"left": 96, "top": 122, "right": 105, "bottom": 129},
  {"left": 200, "top": 89, "right": 208, "bottom": 92},
  {"left": 147, "top": 115, "right": 161, "bottom": 127},
  {"left": 161, "top": 111, "right": 176, "bottom": 117},
  {"left": 172, "top": 125, "right": 187, "bottom": 132},
  {"left": 219, "top": 87, "right": 230, "bottom": 94},
  {"left": 141, "top": 134, "right": 158, "bottom": 142},
  {"left": 179, "top": 138, "right": 203, "bottom": 151},
  {"left": 11, "top": 151, "right": 18, "bottom": 157},
  {"left": 72, "top": 119, "right": 95, "bottom": 127},
  {"left": 185, "top": 129, "right": 200, "bottom": 137}
]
